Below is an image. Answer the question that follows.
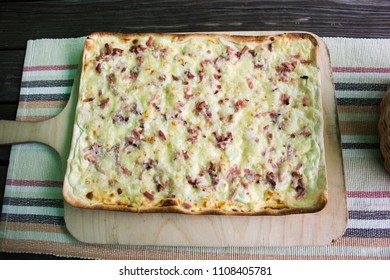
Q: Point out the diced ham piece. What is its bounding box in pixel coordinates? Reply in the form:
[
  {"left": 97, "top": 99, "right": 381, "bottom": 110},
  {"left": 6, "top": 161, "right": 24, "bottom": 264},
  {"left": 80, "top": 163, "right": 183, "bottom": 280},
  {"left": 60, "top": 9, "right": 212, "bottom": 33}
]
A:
[
  {"left": 100, "top": 98, "right": 110, "bottom": 109},
  {"left": 300, "top": 60, "right": 312, "bottom": 64},
  {"left": 183, "top": 202, "right": 192, "bottom": 209},
  {"left": 158, "top": 130, "right": 166, "bottom": 141},
  {"left": 146, "top": 36, "right": 153, "bottom": 47},
  {"left": 266, "top": 172, "right": 276, "bottom": 188},
  {"left": 281, "top": 93, "right": 290, "bottom": 105},
  {"left": 96, "top": 63, "right": 102, "bottom": 73},
  {"left": 121, "top": 166, "right": 133, "bottom": 176},
  {"left": 247, "top": 77, "right": 254, "bottom": 89},
  {"left": 105, "top": 43, "right": 112, "bottom": 55},
  {"left": 144, "top": 191, "right": 154, "bottom": 200},
  {"left": 113, "top": 48, "right": 123, "bottom": 56}
]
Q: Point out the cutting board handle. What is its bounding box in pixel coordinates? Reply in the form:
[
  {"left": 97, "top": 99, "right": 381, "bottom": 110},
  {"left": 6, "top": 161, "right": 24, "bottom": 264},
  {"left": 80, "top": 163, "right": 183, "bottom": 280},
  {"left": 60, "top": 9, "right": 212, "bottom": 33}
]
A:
[{"left": 0, "top": 119, "right": 53, "bottom": 146}]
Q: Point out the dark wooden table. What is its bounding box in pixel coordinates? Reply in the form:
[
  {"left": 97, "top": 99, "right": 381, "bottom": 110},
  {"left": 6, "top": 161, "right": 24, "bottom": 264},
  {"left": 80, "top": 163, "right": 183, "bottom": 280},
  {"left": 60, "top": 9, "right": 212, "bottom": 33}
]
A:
[{"left": 1, "top": 0, "right": 389, "bottom": 260}]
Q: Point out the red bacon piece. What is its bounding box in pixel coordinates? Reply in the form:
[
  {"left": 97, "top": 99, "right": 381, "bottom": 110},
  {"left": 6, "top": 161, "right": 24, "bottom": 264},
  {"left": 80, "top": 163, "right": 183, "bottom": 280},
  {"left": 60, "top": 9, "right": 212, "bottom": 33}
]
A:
[
  {"left": 113, "top": 48, "right": 123, "bottom": 56},
  {"left": 266, "top": 172, "right": 276, "bottom": 188},
  {"left": 158, "top": 130, "right": 167, "bottom": 141},
  {"left": 230, "top": 188, "right": 239, "bottom": 201},
  {"left": 183, "top": 202, "right": 192, "bottom": 209},
  {"left": 121, "top": 166, "right": 133, "bottom": 176},
  {"left": 144, "top": 191, "right": 154, "bottom": 200},
  {"left": 280, "top": 93, "right": 290, "bottom": 105},
  {"left": 146, "top": 36, "right": 153, "bottom": 47},
  {"left": 100, "top": 98, "right": 110, "bottom": 109},
  {"left": 246, "top": 77, "right": 254, "bottom": 89},
  {"left": 105, "top": 43, "right": 112, "bottom": 55},
  {"left": 96, "top": 63, "right": 102, "bottom": 73}
]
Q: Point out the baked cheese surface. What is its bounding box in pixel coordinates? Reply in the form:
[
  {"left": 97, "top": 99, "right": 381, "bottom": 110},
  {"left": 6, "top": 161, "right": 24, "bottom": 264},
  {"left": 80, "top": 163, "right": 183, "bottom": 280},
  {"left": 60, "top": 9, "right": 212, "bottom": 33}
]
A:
[{"left": 65, "top": 33, "right": 327, "bottom": 215}]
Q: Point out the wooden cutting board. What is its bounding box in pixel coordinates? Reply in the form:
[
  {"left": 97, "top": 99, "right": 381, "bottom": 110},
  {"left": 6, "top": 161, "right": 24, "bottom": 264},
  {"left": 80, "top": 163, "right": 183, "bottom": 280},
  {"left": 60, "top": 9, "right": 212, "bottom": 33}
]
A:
[{"left": 0, "top": 31, "right": 347, "bottom": 247}]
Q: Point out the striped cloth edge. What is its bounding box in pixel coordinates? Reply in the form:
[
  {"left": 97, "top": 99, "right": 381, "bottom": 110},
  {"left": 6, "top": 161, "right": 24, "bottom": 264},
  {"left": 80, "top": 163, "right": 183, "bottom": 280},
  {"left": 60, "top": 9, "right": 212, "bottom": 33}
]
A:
[{"left": 0, "top": 37, "right": 389, "bottom": 259}]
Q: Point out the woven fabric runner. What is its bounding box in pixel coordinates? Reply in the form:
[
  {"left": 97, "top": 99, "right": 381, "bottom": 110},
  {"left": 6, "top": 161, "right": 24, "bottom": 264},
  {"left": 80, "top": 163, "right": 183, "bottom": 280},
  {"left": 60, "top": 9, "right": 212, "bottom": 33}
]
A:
[{"left": 0, "top": 37, "right": 389, "bottom": 259}]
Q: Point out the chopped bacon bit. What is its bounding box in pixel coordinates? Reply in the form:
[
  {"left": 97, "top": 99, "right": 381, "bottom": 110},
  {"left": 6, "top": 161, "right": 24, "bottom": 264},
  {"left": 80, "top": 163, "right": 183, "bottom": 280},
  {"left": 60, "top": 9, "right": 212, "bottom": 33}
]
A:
[
  {"left": 263, "top": 125, "right": 269, "bottom": 131},
  {"left": 167, "top": 194, "right": 176, "bottom": 198},
  {"left": 268, "top": 43, "right": 273, "bottom": 52},
  {"left": 226, "top": 165, "right": 240, "bottom": 180},
  {"left": 302, "top": 95, "right": 310, "bottom": 106},
  {"left": 100, "top": 98, "right": 110, "bottom": 109},
  {"left": 146, "top": 36, "right": 153, "bottom": 47},
  {"left": 195, "top": 101, "right": 207, "bottom": 115},
  {"left": 300, "top": 59, "right": 312, "bottom": 64},
  {"left": 235, "top": 51, "right": 242, "bottom": 59},
  {"left": 230, "top": 188, "right": 239, "bottom": 201},
  {"left": 105, "top": 43, "right": 112, "bottom": 55},
  {"left": 214, "top": 74, "right": 221, "bottom": 80},
  {"left": 290, "top": 54, "right": 300, "bottom": 59},
  {"left": 158, "top": 74, "right": 166, "bottom": 81},
  {"left": 266, "top": 172, "right": 276, "bottom": 188},
  {"left": 172, "top": 75, "right": 179, "bottom": 81},
  {"left": 241, "top": 45, "right": 249, "bottom": 54},
  {"left": 157, "top": 181, "right": 169, "bottom": 192},
  {"left": 144, "top": 159, "right": 156, "bottom": 170},
  {"left": 83, "top": 97, "right": 94, "bottom": 102},
  {"left": 254, "top": 63, "right": 263, "bottom": 69},
  {"left": 270, "top": 36, "right": 275, "bottom": 42},
  {"left": 121, "top": 166, "right": 133, "bottom": 176},
  {"left": 121, "top": 67, "right": 127, "bottom": 73},
  {"left": 185, "top": 70, "right": 195, "bottom": 79},
  {"left": 280, "top": 93, "right": 290, "bottom": 105},
  {"left": 96, "top": 63, "right": 102, "bottom": 73},
  {"left": 162, "top": 199, "right": 178, "bottom": 206},
  {"left": 133, "top": 128, "right": 141, "bottom": 139},
  {"left": 113, "top": 48, "right": 123, "bottom": 56},
  {"left": 186, "top": 176, "right": 199, "bottom": 187},
  {"left": 129, "top": 45, "right": 138, "bottom": 53},
  {"left": 268, "top": 133, "right": 273, "bottom": 141},
  {"left": 83, "top": 153, "right": 98, "bottom": 163},
  {"left": 296, "top": 163, "right": 303, "bottom": 170},
  {"left": 249, "top": 49, "right": 256, "bottom": 57},
  {"left": 183, "top": 202, "right": 192, "bottom": 209},
  {"left": 292, "top": 171, "right": 303, "bottom": 179},
  {"left": 235, "top": 99, "right": 249, "bottom": 112},
  {"left": 247, "top": 77, "right": 254, "bottom": 89},
  {"left": 226, "top": 45, "right": 234, "bottom": 55},
  {"left": 137, "top": 56, "right": 143, "bottom": 65},
  {"left": 213, "top": 131, "right": 233, "bottom": 150},
  {"left": 198, "top": 70, "right": 205, "bottom": 82},
  {"left": 184, "top": 86, "right": 193, "bottom": 99},
  {"left": 296, "top": 179, "right": 307, "bottom": 200},
  {"left": 117, "top": 188, "right": 123, "bottom": 195},
  {"left": 158, "top": 130, "right": 166, "bottom": 141},
  {"left": 277, "top": 61, "right": 297, "bottom": 73},
  {"left": 269, "top": 110, "right": 279, "bottom": 122},
  {"left": 200, "top": 59, "right": 212, "bottom": 67},
  {"left": 127, "top": 136, "right": 140, "bottom": 148},
  {"left": 181, "top": 150, "right": 189, "bottom": 159},
  {"left": 299, "top": 126, "right": 312, "bottom": 137},
  {"left": 144, "top": 191, "right": 154, "bottom": 200}
]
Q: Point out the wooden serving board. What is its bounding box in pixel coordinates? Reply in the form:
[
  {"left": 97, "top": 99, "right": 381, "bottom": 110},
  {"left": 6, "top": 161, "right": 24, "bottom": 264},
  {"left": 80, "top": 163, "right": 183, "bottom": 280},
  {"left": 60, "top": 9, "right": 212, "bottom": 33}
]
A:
[{"left": 0, "top": 31, "right": 347, "bottom": 247}]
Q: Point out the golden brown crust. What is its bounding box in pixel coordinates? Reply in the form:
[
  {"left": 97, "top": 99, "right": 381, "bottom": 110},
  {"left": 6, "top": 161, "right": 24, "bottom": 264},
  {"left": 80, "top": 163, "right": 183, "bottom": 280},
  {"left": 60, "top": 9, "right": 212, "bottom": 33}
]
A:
[{"left": 63, "top": 31, "right": 327, "bottom": 216}]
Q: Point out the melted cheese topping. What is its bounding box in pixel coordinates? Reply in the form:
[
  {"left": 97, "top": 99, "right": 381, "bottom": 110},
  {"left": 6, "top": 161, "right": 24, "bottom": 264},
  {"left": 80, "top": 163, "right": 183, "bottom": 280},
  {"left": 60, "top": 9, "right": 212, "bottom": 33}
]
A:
[{"left": 66, "top": 33, "right": 326, "bottom": 214}]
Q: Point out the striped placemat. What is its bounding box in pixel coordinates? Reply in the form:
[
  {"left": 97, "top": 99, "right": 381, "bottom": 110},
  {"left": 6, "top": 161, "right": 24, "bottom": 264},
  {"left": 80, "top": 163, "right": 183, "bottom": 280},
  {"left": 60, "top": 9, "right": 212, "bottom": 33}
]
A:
[{"left": 0, "top": 37, "right": 389, "bottom": 259}]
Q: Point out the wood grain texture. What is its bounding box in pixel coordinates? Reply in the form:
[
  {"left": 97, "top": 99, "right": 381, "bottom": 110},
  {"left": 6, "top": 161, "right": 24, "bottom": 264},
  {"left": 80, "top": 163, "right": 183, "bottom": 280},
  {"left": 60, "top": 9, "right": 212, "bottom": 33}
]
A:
[{"left": 1, "top": 0, "right": 390, "bottom": 50}]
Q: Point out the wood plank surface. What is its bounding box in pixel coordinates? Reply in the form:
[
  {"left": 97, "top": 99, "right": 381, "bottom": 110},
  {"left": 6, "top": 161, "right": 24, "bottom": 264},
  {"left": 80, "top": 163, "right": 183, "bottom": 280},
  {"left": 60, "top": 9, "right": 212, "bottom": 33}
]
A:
[{"left": 0, "top": 0, "right": 389, "bottom": 259}]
